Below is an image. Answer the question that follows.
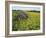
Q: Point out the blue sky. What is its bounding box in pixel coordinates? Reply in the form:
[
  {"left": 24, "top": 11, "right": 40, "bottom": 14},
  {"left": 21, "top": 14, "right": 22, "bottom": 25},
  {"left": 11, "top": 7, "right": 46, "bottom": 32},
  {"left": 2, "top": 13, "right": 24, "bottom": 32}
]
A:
[{"left": 12, "top": 6, "right": 40, "bottom": 11}]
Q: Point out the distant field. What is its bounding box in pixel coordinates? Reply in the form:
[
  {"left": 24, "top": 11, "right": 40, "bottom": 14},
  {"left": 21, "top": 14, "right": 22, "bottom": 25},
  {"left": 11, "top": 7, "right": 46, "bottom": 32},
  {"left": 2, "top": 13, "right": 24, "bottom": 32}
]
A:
[{"left": 12, "top": 10, "right": 40, "bottom": 31}]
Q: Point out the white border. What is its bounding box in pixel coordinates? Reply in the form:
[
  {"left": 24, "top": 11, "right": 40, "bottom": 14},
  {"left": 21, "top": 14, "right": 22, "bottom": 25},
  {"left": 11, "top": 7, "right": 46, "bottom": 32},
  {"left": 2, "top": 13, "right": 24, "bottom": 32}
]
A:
[{"left": 9, "top": 4, "right": 43, "bottom": 34}]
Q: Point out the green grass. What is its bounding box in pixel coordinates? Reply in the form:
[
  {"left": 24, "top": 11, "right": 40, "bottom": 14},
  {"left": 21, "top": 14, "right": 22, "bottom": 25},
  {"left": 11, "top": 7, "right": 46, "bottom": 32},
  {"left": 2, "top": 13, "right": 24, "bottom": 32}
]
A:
[{"left": 12, "top": 10, "right": 40, "bottom": 31}]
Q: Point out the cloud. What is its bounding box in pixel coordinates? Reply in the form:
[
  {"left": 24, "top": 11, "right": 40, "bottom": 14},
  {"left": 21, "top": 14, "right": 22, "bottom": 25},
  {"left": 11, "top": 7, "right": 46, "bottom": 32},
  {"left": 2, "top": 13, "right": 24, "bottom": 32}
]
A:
[{"left": 12, "top": 5, "right": 40, "bottom": 11}]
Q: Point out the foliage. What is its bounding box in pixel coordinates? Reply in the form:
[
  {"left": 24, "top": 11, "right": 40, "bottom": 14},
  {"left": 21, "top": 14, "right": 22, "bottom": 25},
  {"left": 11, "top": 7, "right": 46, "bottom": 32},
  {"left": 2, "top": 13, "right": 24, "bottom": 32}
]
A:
[{"left": 12, "top": 10, "right": 40, "bottom": 31}]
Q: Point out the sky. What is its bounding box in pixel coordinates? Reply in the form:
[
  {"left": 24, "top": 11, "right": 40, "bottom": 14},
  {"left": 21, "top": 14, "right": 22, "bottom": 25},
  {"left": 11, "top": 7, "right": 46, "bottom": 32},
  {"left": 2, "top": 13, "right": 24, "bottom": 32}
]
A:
[{"left": 12, "top": 5, "right": 40, "bottom": 11}]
